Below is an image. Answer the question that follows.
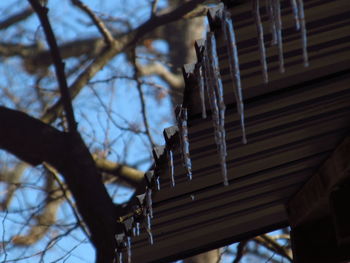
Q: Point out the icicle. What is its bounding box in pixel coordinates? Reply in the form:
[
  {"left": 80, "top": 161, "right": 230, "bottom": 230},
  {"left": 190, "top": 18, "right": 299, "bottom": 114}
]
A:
[
  {"left": 208, "top": 32, "right": 225, "bottom": 125},
  {"left": 127, "top": 237, "right": 131, "bottom": 263},
  {"left": 146, "top": 187, "right": 153, "bottom": 218},
  {"left": 290, "top": 0, "right": 300, "bottom": 30},
  {"left": 204, "top": 34, "right": 228, "bottom": 186},
  {"left": 115, "top": 234, "right": 125, "bottom": 263},
  {"left": 253, "top": 0, "right": 269, "bottom": 83},
  {"left": 146, "top": 212, "right": 151, "bottom": 230},
  {"left": 135, "top": 222, "right": 140, "bottom": 236},
  {"left": 267, "top": 0, "right": 277, "bottom": 45},
  {"left": 182, "top": 108, "right": 192, "bottom": 180},
  {"left": 117, "top": 251, "right": 123, "bottom": 263},
  {"left": 203, "top": 37, "right": 220, "bottom": 148},
  {"left": 147, "top": 231, "right": 154, "bottom": 245},
  {"left": 202, "top": 51, "right": 211, "bottom": 102},
  {"left": 208, "top": 33, "right": 225, "bottom": 131},
  {"left": 176, "top": 106, "right": 192, "bottom": 180},
  {"left": 197, "top": 65, "right": 207, "bottom": 119},
  {"left": 123, "top": 217, "right": 134, "bottom": 241},
  {"left": 297, "top": 0, "right": 309, "bottom": 67},
  {"left": 146, "top": 212, "right": 154, "bottom": 245},
  {"left": 220, "top": 10, "right": 247, "bottom": 144},
  {"left": 167, "top": 148, "right": 175, "bottom": 187},
  {"left": 155, "top": 176, "right": 160, "bottom": 191},
  {"left": 274, "top": 0, "right": 285, "bottom": 73},
  {"left": 207, "top": 32, "right": 229, "bottom": 186}
]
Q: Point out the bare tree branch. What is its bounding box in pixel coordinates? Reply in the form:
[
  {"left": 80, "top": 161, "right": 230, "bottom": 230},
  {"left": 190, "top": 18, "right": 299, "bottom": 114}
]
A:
[
  {"left": 0, "top": 163, "right": 27, "bottom": 210},
  {"left": 45, "top": 163, "right": 91, "bottom": 240},
  {"left": 0, "top": 1, "right": 207, "bottom": 73},
  {"left": 0, "top": 106, "right": 122, "bottom": 262},
  {"left": 0, "top": 42, "right": 40, "bottom": 60},
  {"left": 151, "top": 0, "right": 160, "bottom": 16},
  {"left": 94, "top": 156, "right": 145, "bottom": 188},
  {"left": 71, "top": 0, "right": 114, "bottom": 45},
  {"left": 184, "top": 249, "right": 221, "bottom": 263},
  {"left": 40, "top": 0, "right": 205, "bottom": 125},
  {"left": 12, "top": 174, "right": 63, "bottom": 246},
  {"left": 253, "top": 234, "right": 293, "bottom": 262},
  {"left": 29, "top": 0, "right": 77, "bottom": 132},
  {"left": 132, "top": 49, "right": 156, "bottom": 148},
  {"left": 183, "top": 4, "right": 209, "bottom": 19},
  {"left": 233, "top": 240, "right": 248, "bottom": 263},
  {"left": 40, "top": 46, "right": 115, "bottom": 124},
  {"left": 0, "top": 7, "right": 33, "bottom": 30},
  {"left": 138, "top": 61, "right": 183, "bottom": 89}
]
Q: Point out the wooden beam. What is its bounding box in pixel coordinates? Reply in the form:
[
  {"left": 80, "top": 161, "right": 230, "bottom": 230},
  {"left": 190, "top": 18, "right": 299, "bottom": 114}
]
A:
[{"left": 287, "top": 136, "right": 350, "bottom": 226}]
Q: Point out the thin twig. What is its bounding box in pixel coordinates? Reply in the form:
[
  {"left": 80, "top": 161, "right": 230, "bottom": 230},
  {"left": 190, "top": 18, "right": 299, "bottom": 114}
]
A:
[
  {"left": 1, "top": 210, "right": 8, "bottom": 262},
  {"left": 71, "top": 0, "right": 114, "bottom": 45},
  {"left": 132, "top": 49, "right": 156, "bottom": 148},
  {"left": 254, "top": 234, "right": 293, "bottom": 262},
  {"left": 0, "top": 7, "right": 33, "bottom": 30},
  {"left": 87, "top": 84, "right": 147, "bottom": 135},
  {"left": 233, "top": 240, "right": 249, "bottom": 263},
  {"left": 150, "top": 0, "right": 159, "bottom": 17},
  {"left": 216, "top": 247, "right": 226, "bottom": 263},
  {"left": 29, "top": 0, "right": 77, "bottom": 132},
  {"left": 38, "top": 225, "right": 78, "bottom": 263},
  {"left": 44, "top": 163, "right": 91, "bottom": 241}
]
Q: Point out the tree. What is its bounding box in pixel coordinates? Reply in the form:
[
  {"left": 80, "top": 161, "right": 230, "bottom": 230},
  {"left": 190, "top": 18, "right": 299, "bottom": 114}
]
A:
[{"left": 0, "top": 0, "right": 292, "bottom": 262}]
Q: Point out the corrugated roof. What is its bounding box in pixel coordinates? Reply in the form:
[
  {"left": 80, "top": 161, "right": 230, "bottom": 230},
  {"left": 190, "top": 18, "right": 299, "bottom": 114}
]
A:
[{"left": 128, "top": 0, "right": 350, "bottom": 261}]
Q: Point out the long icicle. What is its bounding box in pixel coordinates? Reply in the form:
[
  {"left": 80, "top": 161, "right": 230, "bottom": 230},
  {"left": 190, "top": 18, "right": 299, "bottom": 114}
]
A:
[
  {"left": 253, "top": 0, "right": 269, "bottom": 83},
  {"left": 204, "top": 55, "right": 224, "bottom": 185},
  {"left": 208, "top": 31, "right": 228, "bottom": 186},
  {"left": 203, "top": 38, "right": 220, "bottom": 143},
  {"left": 197, "top": 65, "right": 207, "bottom": 119},
  {"left": 290, "top": 0, "right": 300, "bottom": 30},
  {"left": 146, "top": 212, "right": 153, "bottom": 245},
  {"left": 135, "top": 222, "right": 140, "bottom": 236},
  {"left": 118, "top": 251, "right": 123, "bottom": 263},
  {"left": 203, "top": 39, "right": 221, "bottom": 170},
  {"left": 155, "top": 175, "right": 160, "bottom": 191},
  {"left": 177, "top": 106, "right": 192, "bottom": 180},
  {"left": 115, "top": 234, "right": 124, "bottom": 263},
  {"left": 146, "top": 187, "right": 153, "bottom": 218},
  {"left": 182, "top": 108, "right": 192, "bottom": 180},
  {"left": 267, "top": 0, "right": 277, "bottom": 45},
  {"left": 208, "top": 33, "right": 225, "bottom": 137},
  {"left": 274, "top": 0, "right": 285, "bottom": 73},
  {"left": 221, "top": 10, "right": 247, "bottom": 144},
  {"left": 127, "top": 236, "right": 131, "bottom": 263},
  {"left": 297, "top": 0, "right": 309, "bottom": 67},
  {"left": 167, "top": 148, "right": 175, "bottom": 187},
  {"left": 204, "top": 34, "right": 227, "bottom": 186}
]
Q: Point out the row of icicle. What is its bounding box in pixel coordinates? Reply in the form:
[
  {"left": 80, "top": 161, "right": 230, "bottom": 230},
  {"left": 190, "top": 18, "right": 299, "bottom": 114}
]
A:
[
  {"left": 254, "top": 0, "right": 309, "bottom": 82},
  {"left": 114, "top": 170, "right": 158, "bottom": 263},
  {"left": 114, "top": 0, "right": 309, "bottom": 261}
]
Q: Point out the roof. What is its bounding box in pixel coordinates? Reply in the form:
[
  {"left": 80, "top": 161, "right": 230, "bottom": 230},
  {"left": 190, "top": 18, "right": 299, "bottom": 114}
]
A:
[{"left": 125, "top": 0, "right": 350, "bottom": 261}]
